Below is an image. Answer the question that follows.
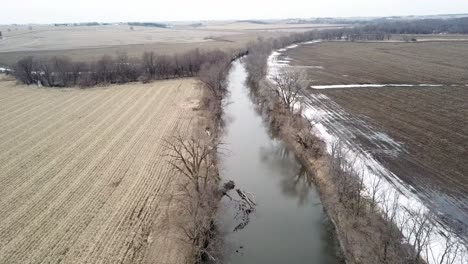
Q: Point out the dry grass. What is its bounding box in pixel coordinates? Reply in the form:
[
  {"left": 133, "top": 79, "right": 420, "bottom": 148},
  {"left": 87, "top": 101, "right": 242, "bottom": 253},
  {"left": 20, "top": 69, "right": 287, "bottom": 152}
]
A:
[{"left": 0, "top": 78, "right": 204, "bottom": 263}]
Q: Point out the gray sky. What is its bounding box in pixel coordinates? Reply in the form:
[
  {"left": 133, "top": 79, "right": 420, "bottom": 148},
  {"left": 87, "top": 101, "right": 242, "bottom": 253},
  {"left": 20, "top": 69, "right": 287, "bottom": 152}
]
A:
[{"left": 2, "top": 0, "right": 468, "bottom": 24}]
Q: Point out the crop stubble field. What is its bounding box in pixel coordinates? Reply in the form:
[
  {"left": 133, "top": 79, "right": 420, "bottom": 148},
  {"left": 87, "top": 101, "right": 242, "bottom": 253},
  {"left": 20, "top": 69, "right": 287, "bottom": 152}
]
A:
[
  {"left": 285, "top": 41, "right": 468, "bottom": 237},
  {"left": 0, "top": 76, "right": 202, "bottom": 263}
]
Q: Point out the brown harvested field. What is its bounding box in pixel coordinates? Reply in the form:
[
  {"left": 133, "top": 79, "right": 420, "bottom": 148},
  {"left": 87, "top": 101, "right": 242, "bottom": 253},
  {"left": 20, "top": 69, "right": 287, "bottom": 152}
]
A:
[
  {"left": 0, "top": 22, "right": 336, "bottom": 66},
  {"left": 286, "top": 41, "right": 468, "bottom": 238},
  {"left": 0, "top": 77, "right": 203, "bottom": 263},
  {"left": 319, "top": 86, "right": 468, "bottom": 200},
  {"left": 0, "top": 27, "right": 259, "bottom": 66},
  {"left": 0, "top": 38, "right": 248, "bottom": 66},
  {"left": 285, "top": 40, "right": 468, "bottom": 85}
]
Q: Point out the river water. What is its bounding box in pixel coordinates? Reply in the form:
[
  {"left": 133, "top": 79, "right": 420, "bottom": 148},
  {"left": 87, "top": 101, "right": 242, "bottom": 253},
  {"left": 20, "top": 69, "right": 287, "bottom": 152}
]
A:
[{"left": 218, "top": 60, "right": 341, "bottom": 263}]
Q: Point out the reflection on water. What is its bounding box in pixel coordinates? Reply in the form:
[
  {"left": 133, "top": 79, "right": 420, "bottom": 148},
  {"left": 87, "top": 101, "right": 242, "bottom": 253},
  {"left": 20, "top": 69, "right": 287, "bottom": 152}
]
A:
[
  {"left": 259, "top": 144, "right": 314, "bottom": 207},
  {"left": 219, "top": 60, "right": 341, "bottom": 264}
]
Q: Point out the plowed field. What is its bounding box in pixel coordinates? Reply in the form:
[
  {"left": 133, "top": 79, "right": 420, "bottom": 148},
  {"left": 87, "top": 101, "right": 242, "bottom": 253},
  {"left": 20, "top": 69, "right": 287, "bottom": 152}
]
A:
[{"left": 0, "top": 77, "right": 202, "bottom": 263}]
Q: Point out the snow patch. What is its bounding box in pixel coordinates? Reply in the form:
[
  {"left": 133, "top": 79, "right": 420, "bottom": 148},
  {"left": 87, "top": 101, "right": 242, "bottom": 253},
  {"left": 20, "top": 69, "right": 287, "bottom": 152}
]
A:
[
  {"left": 311, "top": 84, "right": 444, "bottom": 89},
  {"left": 267, "top": 40, "right": 321, "bottom": 81}
]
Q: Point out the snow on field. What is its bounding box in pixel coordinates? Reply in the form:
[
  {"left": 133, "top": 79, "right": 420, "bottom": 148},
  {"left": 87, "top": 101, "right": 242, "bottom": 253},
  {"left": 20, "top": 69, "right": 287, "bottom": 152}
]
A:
[
  {"left": 0, "top": 66, "right": 13, "bottom": 73},
  {"left": 267, "top": 42, "right": 468, "bottom": 264},
  {"left": 311, "top": 84, "right": 444, "bottom": 89},
  {"left": 267, "top": 41, "right": 322, "bottom": 79}
]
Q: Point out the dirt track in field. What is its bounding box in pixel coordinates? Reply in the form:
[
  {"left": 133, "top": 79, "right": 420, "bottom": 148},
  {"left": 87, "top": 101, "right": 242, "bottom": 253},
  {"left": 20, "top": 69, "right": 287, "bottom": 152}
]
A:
[{"left": 0, "top": 78, "right": 201, "bottom": 263}]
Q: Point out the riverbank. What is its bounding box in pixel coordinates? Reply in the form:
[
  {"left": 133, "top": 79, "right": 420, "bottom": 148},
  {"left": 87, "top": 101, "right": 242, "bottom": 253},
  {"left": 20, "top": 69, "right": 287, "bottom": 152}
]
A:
[
  {"left": 218, "top": 60, "right": 342, "bottom": 263},
  {"left": 250, "top": 75, "right": 421, "bottom": 263},
  {"left": 241, "top": 39, "right": 435, "bottom": 262},
  {"left": 268, "top": 41, "right": 468, "bottom": 264}
]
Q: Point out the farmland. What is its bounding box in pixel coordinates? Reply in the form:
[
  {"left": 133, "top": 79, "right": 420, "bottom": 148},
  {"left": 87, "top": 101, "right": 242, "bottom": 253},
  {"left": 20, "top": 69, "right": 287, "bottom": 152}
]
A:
[
  {"left": 285, "top": 41, "right": 468, "bottom": 85},
  {"left": 0, "top": 76, "right": 202, "bottom": 263},
  {"left": 0, "top": 22, "right": 337, "bottom": 66},
  {"left": 284, "top": 41, "right": 468, "bottom": 238}
]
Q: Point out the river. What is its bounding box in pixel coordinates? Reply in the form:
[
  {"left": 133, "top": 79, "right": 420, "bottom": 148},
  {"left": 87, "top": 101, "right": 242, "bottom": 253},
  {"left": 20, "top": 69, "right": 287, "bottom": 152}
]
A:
[{"left": 218, "top": 60, "right": 341, "bottom": 263}]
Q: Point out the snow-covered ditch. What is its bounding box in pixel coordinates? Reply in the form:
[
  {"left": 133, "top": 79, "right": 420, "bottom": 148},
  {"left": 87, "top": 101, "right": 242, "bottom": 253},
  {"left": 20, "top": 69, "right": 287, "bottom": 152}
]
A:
[{"left": 267, "top": 41, "right": 468, "bottom": 264}]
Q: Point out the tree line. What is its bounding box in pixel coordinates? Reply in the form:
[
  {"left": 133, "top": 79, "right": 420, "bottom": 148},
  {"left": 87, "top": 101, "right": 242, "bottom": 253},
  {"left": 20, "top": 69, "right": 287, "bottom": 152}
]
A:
[
  {"left": 363, "top": 17, "right": 468, "bottom": 34},
  {"left": 127, "top": 22, "right": 168, "bottom": 28},
  {"left": 13, "top": 49, "right": 243, "bottom": 88}
]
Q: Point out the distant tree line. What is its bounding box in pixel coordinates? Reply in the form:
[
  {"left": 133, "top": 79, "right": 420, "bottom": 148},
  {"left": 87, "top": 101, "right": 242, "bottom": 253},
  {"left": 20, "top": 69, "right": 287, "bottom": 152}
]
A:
[
  {"left": 128, "top": 22, "right": 168, "bottom": 28},
  {"left": 287, "top": 18, "right": 361, "bottom": 25},
  {"left": 13, "top": 49, "right": 244, "bottom": 88},
  {"left": 236, "top": 20, "right": 270, "bottom": 24},
  {"left": 188, "top": 23, "right": 203, "bottom": 28},
  {"left": 363, "top": 17, "right": 468, "bottom": 34}
]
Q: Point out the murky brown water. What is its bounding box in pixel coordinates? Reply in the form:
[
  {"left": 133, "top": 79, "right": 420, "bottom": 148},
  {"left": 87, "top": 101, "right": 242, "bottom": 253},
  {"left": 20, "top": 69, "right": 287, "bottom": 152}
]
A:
[{"left": 219, "top": 60, "right": 341, "bottom": 263}]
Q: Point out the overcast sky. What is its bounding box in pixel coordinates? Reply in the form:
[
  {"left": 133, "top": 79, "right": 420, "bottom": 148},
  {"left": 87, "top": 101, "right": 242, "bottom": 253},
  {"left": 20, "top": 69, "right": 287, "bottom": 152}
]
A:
[{"left": 2, "top": 0, "right": 468, "bottom": 24}]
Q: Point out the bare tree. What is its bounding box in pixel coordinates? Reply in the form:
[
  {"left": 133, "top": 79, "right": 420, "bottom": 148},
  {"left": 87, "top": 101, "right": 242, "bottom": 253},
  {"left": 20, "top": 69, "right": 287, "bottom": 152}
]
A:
[
  {"left": 429, "top": 230, "right": 464, "bottom": 264},
  {"left": 155, "top": 54, "right": 173, "bottom": 79},
  {"left": 244, "top": 39, "right": 271, "bottom": 87},
  {"left": 164, "top": 135, "right": 221, "bottom": 262},
  {"left": 198, "top": 60, "right": 230, "bottom": 100},
  {"left": 183, "top": 49, "right": 202, "bottom": 76},
  {"left": 141, "top": 51, "right": 157, "bottom": 80},
  {"left": 379, "top": 191, "right": 406, "bottom": 263},
  {"left": 369, "top": 175, "right": 383, "bottom": 212},
  {"left": 50, "top": 56, "right": 73, "bottom": 87},
  {"left": 36, "top": 58, "right": 54, "bottom": 86},
  {"left": 95, "top": 55, "right": 114, "bottom": 83},
  {"left": 70, "top": 61, "right": 86, "bottom": 85},
  {"left": 15, "top": 56, "right": 36, "bottom": 85},
  {"left": 165, "top": 134, "right": 256, "bottom": 263},
  {"left": 269, "top": 69, "right": 307, "bottom": 112},
  {"left": 114, "top": 52, "right": 138, "bottom": 83},
  {"left": 165, "top": 135, "right": 218, "bottom": 194},
  {"left": 405, "top": 207, "right": 435, "bottom": 262}
]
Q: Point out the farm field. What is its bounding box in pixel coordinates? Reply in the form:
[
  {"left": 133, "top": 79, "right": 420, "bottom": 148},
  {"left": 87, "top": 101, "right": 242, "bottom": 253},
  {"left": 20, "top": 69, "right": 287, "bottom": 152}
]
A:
[
  {"left": 285, "top": 41, "right": 468, "bottom": 239},
  {"left": 0, "top": 21, "right": 336, "bottom": 66},
  {"left": 0, "top": 76, "right": 202, "bottom": 263},
  {"left": 285, "top": 40, "right": 468, "bottom": 85}
]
